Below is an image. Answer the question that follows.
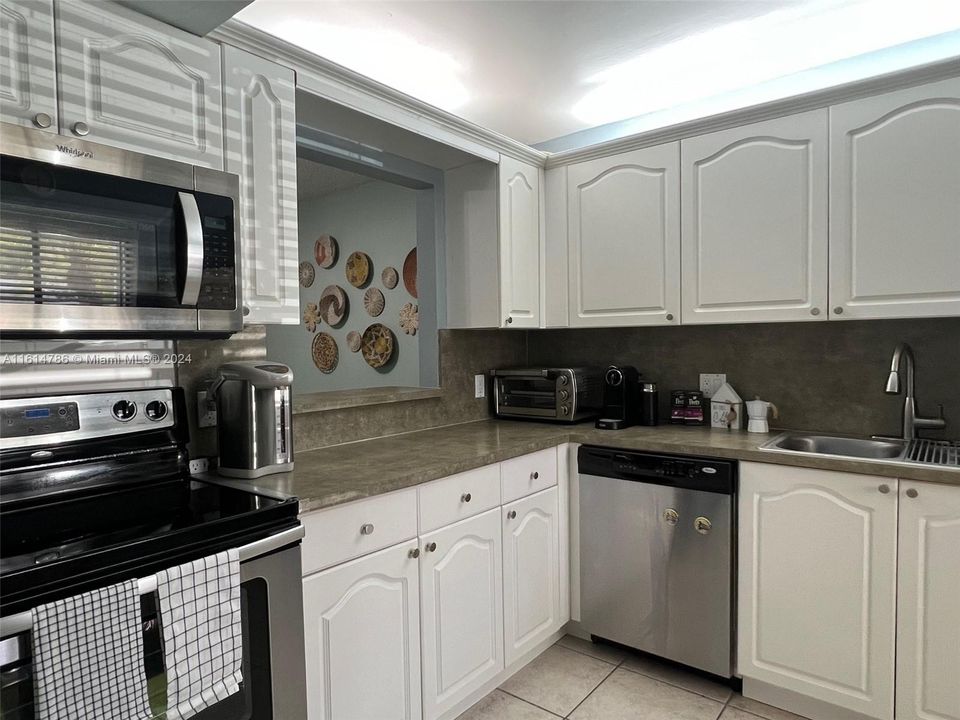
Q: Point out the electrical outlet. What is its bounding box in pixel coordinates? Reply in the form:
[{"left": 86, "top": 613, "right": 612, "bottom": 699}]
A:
[
  {"left": 197, "top": 390, "right": 217, "bottom": 428},
  {"left": 189, "top": 457, "right": 210, "bottom": 475},
  {"left": 475, "top": 374, "right": 486, "bottom": 399},
  {"left": 699, "top": 373, "right": 727, "bottom": 398}
]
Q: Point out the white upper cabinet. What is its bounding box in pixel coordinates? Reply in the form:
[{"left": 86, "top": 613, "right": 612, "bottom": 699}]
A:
[
  {"left": 502, "top": 486, "right": 560, "bottom": 667},
  {"left": 738, "top": 462, "right": 897, "bottom": 720},
  {"left": 0, "top": 0, "right": 57, "bottom": 131},
  {"left": 303, "top": 539, "right": 422, "bottom": 720},
  {"left": 566, "top": 142, "right": 680, "bottom": 327},
  {"left": 681, "top": 111, "right": 829, "bottom": 324},
  {"left": 222, "top": 46, "right": 299, "bottom": 325},
  {"left": 498, "top": 155, "right": 542, "bottom": 328},
  {"left": 54, "top": 0, "right": 223, "bottom": 168},
  {"left": 896, "top": 481, "right": 960, "bottom": 720},
  {"left": 829, "top": 77, "right": 960, "bottom": 320}
]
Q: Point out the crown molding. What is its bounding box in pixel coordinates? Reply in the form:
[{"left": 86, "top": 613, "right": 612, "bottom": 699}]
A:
[
  {"left": 210, "top": 19, "right": 548, "bottom": 167},
  {"left": 544, "top": 57, "right": 960, "bottom": 168}
]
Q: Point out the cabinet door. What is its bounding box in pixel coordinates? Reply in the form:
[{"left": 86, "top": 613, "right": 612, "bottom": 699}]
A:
[
  {"left": 502, "top": 486, "right": 560, "bottom": 667},
  {"left": 738, "top": 463, "right": 897, "bottom": 720},
  {"left": 222, "top": 46, "right": 299, "bottom": 324},
  {"left": 303, "top": 539, "right": 422, "bottom": 720},
  {"left": 681, "top": 111, "right": 828, "bottom": 324},
  {"left": 499, "top": 155, "right": 541, "bottom": 328},
  {"left": 0, "top": 0, "right": 57, "bottom": 131},
  {"left": 55, "top": 0, "right": 223, "bottom": 168},
  {"left": 829, "top": 77, "right": 960, "bottom": 320},
  {"left": 567, "top": 142, "right": 679, "bottom": 327},
  {"left": 896, "top": 481, "right": 960, "bottom": 720},
  {"left": 420, "top": 508, "right": 503, "bottom": 720}
]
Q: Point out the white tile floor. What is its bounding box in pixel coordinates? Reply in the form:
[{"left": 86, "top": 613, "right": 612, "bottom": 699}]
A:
[{"left": 457, "top": 636, "right": 809, "bottom": 720}]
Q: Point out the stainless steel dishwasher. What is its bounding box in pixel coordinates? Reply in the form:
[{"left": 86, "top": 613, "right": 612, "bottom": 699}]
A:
[{"left": 578, "top": 445, "right": 736, "bottom": 678}]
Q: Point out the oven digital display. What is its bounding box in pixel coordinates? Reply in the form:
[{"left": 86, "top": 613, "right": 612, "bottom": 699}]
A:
[
  {"left": 203, "top": 216, "right": 227, "bottom": 230},
  {"left": 24, "top": 408, "right": 50, "bottom": 419}
]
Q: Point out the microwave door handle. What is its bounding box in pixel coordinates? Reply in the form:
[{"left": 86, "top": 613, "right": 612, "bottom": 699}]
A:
[{"left": 177, "top": 191, "right": 204, "bottom": 306}]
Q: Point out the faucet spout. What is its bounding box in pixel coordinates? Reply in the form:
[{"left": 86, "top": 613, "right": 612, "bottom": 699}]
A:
[{"left": 885, "top": 342, "right": 944, "bottom": 440}]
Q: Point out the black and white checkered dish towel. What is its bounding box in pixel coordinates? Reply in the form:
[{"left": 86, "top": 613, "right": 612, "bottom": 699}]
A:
[
  {"left": 31, "top": 579, "right": 153, "bottom": 720},
  {"left": 156, "top": 548, "right": 243, "bottom": 720}
]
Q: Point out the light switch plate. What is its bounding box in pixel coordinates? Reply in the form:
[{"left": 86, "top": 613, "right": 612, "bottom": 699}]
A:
[
  {"left": 700, "top": 373, "right": 727, "bottom": 398},
  {"left": 475, "top": 374, "right": 486, "bottom": 399},
  {"left": 197, "top": 390, "right": 217, "bottom": 428}
]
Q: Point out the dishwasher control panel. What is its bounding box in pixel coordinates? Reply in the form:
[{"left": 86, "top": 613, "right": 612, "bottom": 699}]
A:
[{"left": 581, "top": 446, "right": 735, "bottom": 494}]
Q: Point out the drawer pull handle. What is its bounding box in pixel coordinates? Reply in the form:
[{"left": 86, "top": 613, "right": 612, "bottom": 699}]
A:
[
  {"left": 531, "top": 471, "right": 539, "bottom": 480},
  {"left": 408, "top": 548, "right": 420, "bottom": 559},
  {"left": 461, "top": 492, "right": 472, "bottom": 503},
  {"left": 878, "top": 484, "right": 890, "bottom": 494},
  {"left": 905, "top": 488, "right": 918, "bottom": 499},
  {"left": 425, "top": 542, "right": 437, "bottom": 553},
  {"left": 507, "top": 510, "right": 517, "bottom": 520},
  {"left": 360, "top": 523, "right": 375, "bottom": 535}
]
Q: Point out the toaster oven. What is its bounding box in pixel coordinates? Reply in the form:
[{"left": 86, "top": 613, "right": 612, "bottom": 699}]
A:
[{"left": 492, "top": 367, "right": 603, "bottom": 423}]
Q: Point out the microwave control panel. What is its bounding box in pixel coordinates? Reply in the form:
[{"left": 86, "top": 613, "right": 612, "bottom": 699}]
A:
[{"left": 197, "top": 194, "right": 237, "bottom": 310}]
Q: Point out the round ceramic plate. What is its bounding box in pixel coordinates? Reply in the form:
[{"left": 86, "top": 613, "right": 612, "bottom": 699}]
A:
[
  {"left": 364, "top": 287, "right": 385, "bottom": 317},
  {"left": 399, "top": 302, "right": 419, "bottom": 335},
  {"left": 345, "top": 251, "right": 371, "bottom": 288},
  {"left": 298, "top": 261, "right": 316, "bottom": 288},
  {"left": 381, "top": 266, "right": 399, "bottom": 289},
  {"left": 311, "top": 332, "right": 338, "bottom": 373},
  {"left": 303, "top": 302, "right": 320, "bottom": 333},
  {"left": 402, "top": 248, "right": 417, "bottom": 298},
  {"left": 361, "top": 323, "right": 395, "bottom": 369},
  {"left": 346, "top": 330, "right": 362, "bottom": 352},
  {"left": 319, "top": 285, "right": 348, "bottom": 327},
  {"left": 314, "top": 234, "right": 338, "bottom": 268}
]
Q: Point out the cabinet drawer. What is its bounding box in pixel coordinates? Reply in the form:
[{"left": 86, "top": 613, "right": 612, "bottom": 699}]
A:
[
  {"left": 501, "top": 448, "right": 558, "bottom": 503},
  {"left": 418, "top": 464, "right": 501, "bottom": 534},
  {"left": 301, "top": 488, "right": 418, "bottom": 575}
]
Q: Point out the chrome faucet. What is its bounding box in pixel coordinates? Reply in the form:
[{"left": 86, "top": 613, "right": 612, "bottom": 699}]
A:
[{"left": 885, "top": 342, "right": 945, "bottom": 440}]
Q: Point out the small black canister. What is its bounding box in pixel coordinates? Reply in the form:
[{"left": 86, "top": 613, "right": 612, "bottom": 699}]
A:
[{"left": 640, "top": 382, "right": 659, "bottom": 425}]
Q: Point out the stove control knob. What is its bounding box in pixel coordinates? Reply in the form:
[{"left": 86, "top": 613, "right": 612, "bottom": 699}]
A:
[
  {"left": 560, "top": 404, "right": 570, "bottom": 416},
  {"left": 112, "top": 400, "right": 137, "bottom": 422},
  {"left": 145, "top": 400, "right": 167, "bottom": 421},
  {"left": 559, "top": 389, "right": 569, "bottom": 401}
]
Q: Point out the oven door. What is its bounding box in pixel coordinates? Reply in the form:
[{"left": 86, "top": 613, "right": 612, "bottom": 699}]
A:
[
  {"left": 0, "top": 540, "right": 307, "bottom": 720},
  {"left": 0, "top": 124, "right": 240, "bottom": 337},
  {"left": 495, "top": 374, "right": 559, "bottom": 418}
]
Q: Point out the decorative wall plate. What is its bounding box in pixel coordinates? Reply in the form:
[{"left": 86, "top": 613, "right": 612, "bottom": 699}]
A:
[
  {"left": 402, "top": 248, "right": 417, "bottom": 298},
  {"left": 346, "top": 331, "right": 362, "bottom": 352},
  {"left": 399, "top": 302, "right": 419, "bottom": 335},
  {"left": 345, "top": 251, "right": 371, "bottom": 288},
  {"left": 363, "top": 287, "right": 385, "bottom": 317},
  {"left": 361, "top": 323, "right": 395, "bottom": 369},
  {"left": 319, "top": 285, "right": 348, "bottom": 327},
  {"left": 311, "top": 332, "right": 338, "bottom": 374},
  {"left": 381, "top": 266, "right": 399, "bottom": 289},
  {"left": 298, "top": 261, "right": 316, "bottom": 288},
  {"left": 303, "top": 302, "right": 320, "bottom": 332},
  {"left": 314, "top": 234, "right": 338, "bottom": 268}
]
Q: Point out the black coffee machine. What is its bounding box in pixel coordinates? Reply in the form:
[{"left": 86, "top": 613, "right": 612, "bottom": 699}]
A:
[{"left": 596, "top": 365, "right": 642, "bottom": 430}]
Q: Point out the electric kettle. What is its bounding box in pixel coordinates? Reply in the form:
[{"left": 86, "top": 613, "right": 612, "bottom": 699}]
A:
[
  {"left": 746, "top": 398, "right": 779, "bottom": 434},
  {"left": 211, "top": 361, "right": 294, "bottom": 478}
]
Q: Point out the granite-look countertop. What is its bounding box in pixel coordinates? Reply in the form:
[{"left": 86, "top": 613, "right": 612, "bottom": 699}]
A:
[{"left": 235, "top": 420, "right": 959, "bottom": 514}]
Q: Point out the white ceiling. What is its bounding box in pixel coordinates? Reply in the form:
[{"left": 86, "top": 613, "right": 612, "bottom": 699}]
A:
[{"left": 237, "top": 0, "right": 960, "bottom": 147}]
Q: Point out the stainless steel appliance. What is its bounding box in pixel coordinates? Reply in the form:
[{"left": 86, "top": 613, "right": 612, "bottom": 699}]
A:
[
  {"left": 211, "top": 362, "right": 294, "bottom": 479},
  {"left": 596, "top": 365, "right": 641, "bottom": 430},
  {"left": 492, "top": 367, "right": 602, "bottom": 423},
  {"left": 0, "top": 123, "right": 242, "bottom": 336},
  {"left": 578, "top": 446, "right": 736, "bottom": 678},
  {"left": 0, "top": 388, "right": 307, "bottom": 719}
]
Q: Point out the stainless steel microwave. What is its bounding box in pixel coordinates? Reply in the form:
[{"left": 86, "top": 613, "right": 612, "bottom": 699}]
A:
[{"left": 0, "top": 123, "right": 242, "bottom": 337}]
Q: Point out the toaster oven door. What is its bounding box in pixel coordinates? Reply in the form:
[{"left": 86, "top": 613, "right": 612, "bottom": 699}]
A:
[{"left": 495, "top": 375, "right": 558, "bottom": 418}]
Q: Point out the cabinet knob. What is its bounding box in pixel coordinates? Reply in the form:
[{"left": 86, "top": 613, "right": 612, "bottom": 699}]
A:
[
  {"left": 530, "top": 471, "right": 539, "bottom": 481},
  {"left": 360, "top": 523, "right": 375, "bottom": 535},
  {"left": 32, "top": 112, "right": 52, "bottom": 129},
  {"left": 425, "top": 542, "right": 437, "bottom": 553},
  {"left": 505, "top": 316, "right": 513, "bottom": 325},
  {"left": 810, "top": 307, "right": 821, "bottom": 316},
  {"left": 905, "top": 488, "right": 919, "bottom": 499},
  {"left": 833, "top": 306, "right": 844, "bottom": 315},
  {"left": 878, "top": 484, "right": 890, "bottom": 494},
  {"left": 666, "top": 313, "right": 674, "bottom": 321},
  {"left": 242, "top": 305, "right": 251, "bottom": 316},
  {"left": 408, "top": 547, "right": 420, "bottom": 559},
  {"left": 507, "top": 510, "right": 517, "bottom": 520},
  {"left": 461, "top": 492, "right": 472, "bottom": 503},
  {"left": 71, "top": 121, "right": 89, "bottom": 136}
]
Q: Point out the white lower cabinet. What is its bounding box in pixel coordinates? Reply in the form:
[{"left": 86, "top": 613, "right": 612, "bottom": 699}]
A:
[
  {"left": 738, "top": 462, "right": 897, "bottom": 720},
  {"left": 896, "top": 481, "right": 960, "bottom": 720},
  {"left": 419, "top": 508, "right": 504, "bottom": 720},
  {"left": 303, "top": 538, "right": 422, "bottom": 720},
  {"left": 502, "top": 486, "right": 560, "bottom": 666}
]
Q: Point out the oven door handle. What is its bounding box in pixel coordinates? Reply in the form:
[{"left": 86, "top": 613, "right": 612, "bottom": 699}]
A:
[
  {"left": 0, "top": 525, "right": 304, "bottom": 639},
  {"left": 178, "top": 191, "right": 204, "bottom": 307}
]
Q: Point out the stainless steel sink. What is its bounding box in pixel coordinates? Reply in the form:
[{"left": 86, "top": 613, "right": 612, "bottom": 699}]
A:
[{"left": 768, "top": 434, "right": 906, "bottom": 460}]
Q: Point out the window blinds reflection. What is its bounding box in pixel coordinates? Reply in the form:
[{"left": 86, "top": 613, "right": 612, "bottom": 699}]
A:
[{"left": 0, "top": 205, "right": 140, "bottom": 306}]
